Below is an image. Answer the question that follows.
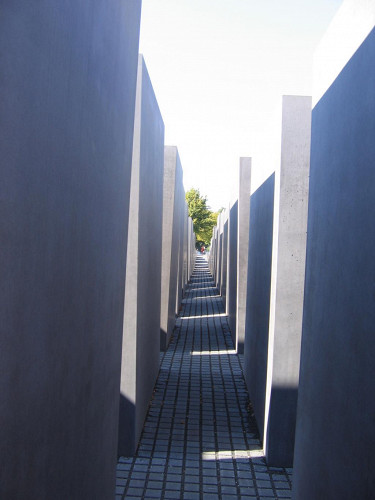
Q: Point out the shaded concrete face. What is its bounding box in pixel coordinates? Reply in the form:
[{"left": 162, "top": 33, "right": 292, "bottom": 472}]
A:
[
  {"left": 160, "top": 146, "right": 183, "bottom": 351},
  {"left": 236, "top": 159, "right": 252, "bottom": 354},
  {"left": 0, "top": 2, "right": 141, "bottom": 499},
  {"left": 175, "top": 177, "right": 185, "bottom": 317},
  {"left": 265, "top": 96, "right": 311, "bottom": 467},
  {"left": 244, "top": 174, "right": 275, "bottom": 443},
  {"left": 293, "top": 27, "right": 375, "bottom": 500},
  {"left": 119, "top": 57, "right": 164, "bottom": 457},
  {"left": 227, "top": 201, "right": 238, "bottom": 343},
  {"left": 183, "top": 204, "right": 189, "bottom": 291}
]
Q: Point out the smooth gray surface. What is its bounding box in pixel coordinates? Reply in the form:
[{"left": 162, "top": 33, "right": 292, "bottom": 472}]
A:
[
  {"left": 265, "top": 96, "right": 311, "bottom": 467},
  {"left": 119, "top": 56, "right": 164, "bottom": 457},
  {"left": 293, "top": 27, "right": 375, "bottom": 500},
  {"left": 244, "top": 174, "right": 275, "bottom": 443},
  {"left": 236, "top": 158, "right": 252, "bottom": 353},
  {"left": 220, "top": 217, "right": 229, "bottom": 308},
  {"left": 183, "top": 204, "right": 189, "bottom": 292},
  {"left": 217, "top": 221, "right": 223, "bottom": 290},
  {"left": 175, "top": 176, "right": 185, "bottom": 317},
  {"left": 187, "top": 217, "right": 195, "bottom": 280},
  {"left": 0, "top": 2, "right": 141, "bottom": 499},
  {"left": 227, "top": 201, "right": 238, "bottom": 343},
  {"left": 160, "top": 146, "right": 183, "bottom": 351}
]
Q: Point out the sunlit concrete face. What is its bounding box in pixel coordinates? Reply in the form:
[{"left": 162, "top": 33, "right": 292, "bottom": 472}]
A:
[
  {"left": 160, "top": 146, "right": 184, "bottom": 351},
  {"left": 236, "top": 158, "right": 252, "bottom": 354},
  {"left": 293, "top": 9, "right": 375, "bottom": 500},
  {"left": 227, "top": 200, "right": 238, "bottom": 344},
  {"left": 264, "top": 95, "right": 311, "bottom": 468},
  {"left": 119, "top": 56, "right": 164, "bottom": 457},
  {"left": 0, "top": 3, "right": 141, "bottom": 499}
]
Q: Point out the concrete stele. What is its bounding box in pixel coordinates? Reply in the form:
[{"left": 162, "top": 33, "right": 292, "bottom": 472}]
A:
[
  {"left": 160, "top": 146, "right": 184, "bottom": 351},
  {"left": 236, "top": 158, "right": 252, "bottom": 354},
  {"left": 293, "top": 3, "right": 375, "bottom": 498},
  {"left": 0, "top": 2, "right": 142, "bottom": 498},
  {"left": 244, "top": 173, "right": 275, "bottom": 444},
  {"left": 264, "top": 95, "right": 311, "bottom": 467},
  {"left": 227, "top": 200, "right": 238, "bottom": 343},
  {"left": 119, "top": 55, "right": 164, "bottom": 456}
]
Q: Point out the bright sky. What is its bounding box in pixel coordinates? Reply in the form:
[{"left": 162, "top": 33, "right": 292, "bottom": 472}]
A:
[{"left": 139, "top": 0, "right": 343, "bottom": 211}]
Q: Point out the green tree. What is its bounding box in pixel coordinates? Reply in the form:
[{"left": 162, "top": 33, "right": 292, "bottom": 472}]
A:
[{"left": 185, "top": 188, "right": 219, "bottom": 248}]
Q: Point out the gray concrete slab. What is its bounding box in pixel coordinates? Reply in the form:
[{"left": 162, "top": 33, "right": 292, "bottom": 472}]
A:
[
  {"left": 236, "top": 158, "right": 252, "bottom": 354},
  {"left": 175, "top": 178, "right": 185, "bottom": 317},
  {"left": 265, "top": 96, "right": 311, "bottom": 467},
  {"left": 183, "top": 203, "right": 189, "bottom": 292},
  {"left": 220, "top": 215, "right": 229, "bottom": 307},
  {"left": 160, "top": 146, "right": 184, "bottom": 351},
  {"left": 0, "top": 2, "right": 141, "bottom": 499},
  {"left": 293, "top": 15, "right": 375, "bottom": 500},
  {"left": 227, "top": 200, "right": 238, "bottom": 344},
  {"left": 244, "top": 174, "right": 275, "bottom": 444},
  {"left": 187, "top": 217, "right": 195, "bottom": 280},
  {"left": 118, "top": 56, "right": 164, "bottom": 457}
]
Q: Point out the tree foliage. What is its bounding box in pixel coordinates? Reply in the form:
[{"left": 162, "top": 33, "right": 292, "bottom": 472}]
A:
[{"left": 185, "top": 188, "right": 219, "bottom": 248}]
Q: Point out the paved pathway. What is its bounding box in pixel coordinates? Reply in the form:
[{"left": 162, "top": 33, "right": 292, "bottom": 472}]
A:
[{"left": 116, "top": 256, "right": 292, "bottom": 499}]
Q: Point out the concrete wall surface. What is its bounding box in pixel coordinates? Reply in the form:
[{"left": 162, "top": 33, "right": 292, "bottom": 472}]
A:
[
  {"left": 119, "top": 56, "right": 164, "bottom": 457},
  {"left": 264, "top": 96, "right": 311, "bottom": 467},
  {"left": 293, "top": 19, "right": 375, "bottom": 500},
  {"left": 216, "top": 214, "right": 223, "bottom": 290},
  {"left": 175, "top": 176, "right": 185, "bottom": 316},
  {"left": 236, "top": 158, "right": 252, "bottom": 353},
  {"left": 183, "top": 204, "right": 189, "bottom": 292},
  {"left": 227, "top": 201, "right": 238, "bottom": 343},
  {"left": 244, "top": 174, "right": 275, "bottom": 443},
  {"left": 160, "top": 146, "right": 183, "bottom": 350},
  {"left": 220, "top": 214, "right": 229, "bottom": 308},
  {"left": 0, "top": 2, "right": 141, "bottom": 499}
]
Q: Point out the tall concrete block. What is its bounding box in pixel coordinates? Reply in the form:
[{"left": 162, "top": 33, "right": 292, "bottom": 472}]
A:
[
  {"left": 236, "top": 158, "right": 252, "bottom": 353},
  {"left": 209, "top": 226, "right": 217, "bottom": 277},
  {"left": 293, "top": 4, "right": 375, "bottom": 498},
  {"left": 0, "top": 2, "right": 141, "bottom": 498},
  {"left": 264, "top": 96, "right": 311, "bottom": 467},
  {"left": 183, "top": 204, "right": 189, "bottom": 291},
  {"left": 160, "top": 146, "right": 183, "bottom": 350},
  {"left": 220, "top": 213, "right": 229, "bottom": 305},
  {"left": 227, "top": 201, "right": 238, "bottom": 342},
  {"left": 244, "top": 174, "right": 275, "bottom": 443},
  {"left": 175, "top": 182, "right": 185, "bottom": 315},
  {"left": 216, "top": 216, "right": 223, "bottom": 290},
  {"left": 188, "top": 217, "right": 196, "bottom": 280},
  {"left": 118, "top": 56, "right": 164, "bottom": 457}
]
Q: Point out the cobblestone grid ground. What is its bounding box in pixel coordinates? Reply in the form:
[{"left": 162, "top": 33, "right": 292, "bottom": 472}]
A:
[{"left": 116, "top": 256, "right": 292, "bottom": 499}]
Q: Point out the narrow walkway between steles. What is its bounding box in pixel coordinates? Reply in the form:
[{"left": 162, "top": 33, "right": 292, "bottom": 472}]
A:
[{"left": 116, "top": 256, "right": 292, "bottom": 500}]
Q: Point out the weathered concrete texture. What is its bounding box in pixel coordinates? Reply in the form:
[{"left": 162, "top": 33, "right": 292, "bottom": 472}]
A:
[
  {"left": 227, "top": 201, "right": 238, "bottom": 343},
  {"left": 293, "top": 20, "right": 375, "bottom": 500},
  {"left": 236, "top": 158, "right": 252, "bottom": 353},
  {"left": 264, "top": 96, "right": 311, "bottom": 467},
  {"left": 160, "top": 146, "right": 184, "bottom": 351},
  {"left": 118, "top": 56, "right": 164, "bottom": 457},
  {"left": 0, "top": 2, "right": 141, "bottom": 499},
  {"left": 244, "top": 174, "right": 275, "bottom": 443}
]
